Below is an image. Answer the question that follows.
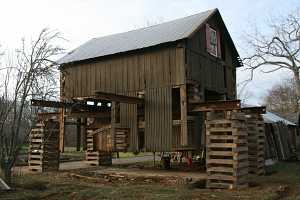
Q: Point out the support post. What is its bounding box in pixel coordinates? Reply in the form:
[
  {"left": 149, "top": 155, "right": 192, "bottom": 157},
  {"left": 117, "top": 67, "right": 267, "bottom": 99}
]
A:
[
  {"left": 111, "top": 101, "right": 116, "bottom": 151},
  {"left": 180, "top": 85, "right": 188, "bottom": 146},
  {"left": 76, "top": 118, "right": 81, "bottom": 151},
  {"left": 59, "top": 108, "right": 65, "bottom": 153},
  {"left": 82, "top": 118, "right": 87, "bottom": 151}
]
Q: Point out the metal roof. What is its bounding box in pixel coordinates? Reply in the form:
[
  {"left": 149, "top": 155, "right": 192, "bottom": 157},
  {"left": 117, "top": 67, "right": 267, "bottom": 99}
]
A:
[
  {"left": 263, "top": 111, "right": 296, "bottom": 126},
  {"left": 58, "top": 9, "right": 217, "bottom": 65}
]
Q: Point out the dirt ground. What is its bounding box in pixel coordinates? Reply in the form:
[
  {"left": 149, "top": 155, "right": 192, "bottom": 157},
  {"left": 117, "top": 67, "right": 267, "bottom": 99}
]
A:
[{"left": 2, "top": 160, "right": 300, "bottom": 200}]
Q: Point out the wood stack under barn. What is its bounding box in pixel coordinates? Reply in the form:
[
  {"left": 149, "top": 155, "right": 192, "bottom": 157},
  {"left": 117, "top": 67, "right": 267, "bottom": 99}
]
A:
[
  {"left": 206, "top": 110, "right": 248, "bottom": 189},
  {"left": 28, "top": 120, "right": 60, "bottom": 172},
  {"left": 244, "top": 113, "right": 265, "bottom": 175},
  {"left": 85, "top": 126, "right": 129, "bottom": 166}
]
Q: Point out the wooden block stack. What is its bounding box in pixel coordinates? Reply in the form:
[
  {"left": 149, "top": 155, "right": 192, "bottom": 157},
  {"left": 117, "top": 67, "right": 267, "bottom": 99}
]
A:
[
  {"left": 206, "top": 111, "right": 248, "bottom": 189},
  {"left": 115, "top": 128, "right": 129, "bottom": 152},
  {"left": 246, "top": 114, "right": 265, "bottom": 175},
  {"left": 85, "top": 151, "right": 112, "bottom": 166},
  {"left": 86, "top": 130, "right": 95, "bottom": 151},
  {"left": 28, "top": 120, "right": 60, "bottom": 172}
]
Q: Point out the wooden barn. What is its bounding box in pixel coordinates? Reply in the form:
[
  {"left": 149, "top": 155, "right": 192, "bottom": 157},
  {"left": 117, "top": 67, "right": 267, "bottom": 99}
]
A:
[
  {"left": 29, "top": 8, "right": 269, "bottom": 189},
  {"left": 54, "top": 8, "right": 242, "bottom": 152}
]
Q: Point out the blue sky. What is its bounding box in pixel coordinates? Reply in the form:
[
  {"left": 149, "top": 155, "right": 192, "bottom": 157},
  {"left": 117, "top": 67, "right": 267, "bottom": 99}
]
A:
[{"left": 0, "top": 0, "right": 299, "bottom": 104}]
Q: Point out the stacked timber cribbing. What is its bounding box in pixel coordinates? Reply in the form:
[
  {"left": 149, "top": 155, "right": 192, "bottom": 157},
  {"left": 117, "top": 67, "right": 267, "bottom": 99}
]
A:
[
  {"left": 245, "top": 113, "right": 265, "bottom": 175},
  {"left": 85, "top": 151, "right": 112, "bottom": 166},
  {"left": 28, "top": 120, "right": 60, "bottom": 172},
  {"left": 206, "top": 111, "right": 248, "bottom": 189}
]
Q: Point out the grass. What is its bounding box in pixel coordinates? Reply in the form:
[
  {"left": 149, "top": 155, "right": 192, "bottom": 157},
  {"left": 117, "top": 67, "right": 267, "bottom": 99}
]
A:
[{"left": 2, "top": 161, "right": 300, "bottom": 200}]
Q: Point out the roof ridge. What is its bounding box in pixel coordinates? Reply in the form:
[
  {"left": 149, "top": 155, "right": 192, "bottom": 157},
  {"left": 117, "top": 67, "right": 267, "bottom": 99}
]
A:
[
  {"left": 91, "top": 8, "right": 217, "bottom": 40},
  {"left": 58, "top": 8, "right": 218, "bottom": 64}
]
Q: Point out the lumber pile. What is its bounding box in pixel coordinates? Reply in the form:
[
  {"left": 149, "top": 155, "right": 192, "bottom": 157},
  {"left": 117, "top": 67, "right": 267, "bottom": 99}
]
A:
[
  {"left": 28, "top": 120, "right": 60, "bottom": 172},
  {"left": 206, "top": 111, "right": 248, "bottom": 189},
  {"left": 114, "top": 128, "right": 130, "bottom": 152},
  {"left": 86, "top": 129, "right": 112, "bottom": 166},
  {"left": 85, "top": 126, "right": 129, "bottom": 166},
  {"left": 87, "top": 126, "right": 129, "bottom": 153},
  {"left": 245, "top": 114, "right": 265, "bottom": 175},
  {"left": 85, "top": 151, "right": 112, "bottom": 166},
  {"left": 264, "top": 122, "right": 297, "bottom": 161}
]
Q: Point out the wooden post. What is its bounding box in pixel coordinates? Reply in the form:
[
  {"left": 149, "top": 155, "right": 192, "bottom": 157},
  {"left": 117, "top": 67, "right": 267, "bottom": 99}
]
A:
[
  {"left": 82, "top": 118, "right": 87, "bottom": 151},
  {"left": 180, "top": 85, "right": 188, "bottom": 146},
  {"left": 111, "top": 101, "right": 116, "bottom": 151},
  {"left": 76, "top": 118, "right": 81, "bottom": 151},
  {"left": 59, "top": 108, "right": 65, "bottom": 153}
]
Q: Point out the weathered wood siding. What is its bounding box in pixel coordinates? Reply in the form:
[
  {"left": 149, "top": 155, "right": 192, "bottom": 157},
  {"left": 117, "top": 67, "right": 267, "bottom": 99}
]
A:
[
  {"left": 120, "top": 92, "right": 138, "bottom": 152},
  {"left": 145, "top": 87, "right": 172, "bottom": 152},
  {"left": 186, "top": 16, "right": 237, "bottom": 99},
  {"left": 62, "top": 45, "right": 185, "bottom": 152},
  {"left": 62, "top": 45, "right": 185, "bottom": 99}
]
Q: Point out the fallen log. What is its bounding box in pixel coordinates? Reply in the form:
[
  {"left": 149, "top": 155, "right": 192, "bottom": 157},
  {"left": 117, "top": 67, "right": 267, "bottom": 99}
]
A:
[{"left": 0, "top": 178, "right": 11, "bottom": 191}]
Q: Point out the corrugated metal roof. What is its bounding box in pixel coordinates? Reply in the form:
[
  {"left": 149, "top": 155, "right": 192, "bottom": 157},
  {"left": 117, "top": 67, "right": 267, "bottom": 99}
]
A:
[
  {"left": 242, "top": 104, "right": 296, "bottom": 126},
  {"left": 58, "top": 9, "right": 216, "bottom": 65},
  {"left": 263, "top": 111, "right": 296, "bottom": 126}
]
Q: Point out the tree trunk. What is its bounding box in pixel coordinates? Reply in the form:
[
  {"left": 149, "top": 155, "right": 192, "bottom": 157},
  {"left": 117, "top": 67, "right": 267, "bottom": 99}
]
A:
[{"left": 293, "top": 70, "right": 300, "bottom": 112}]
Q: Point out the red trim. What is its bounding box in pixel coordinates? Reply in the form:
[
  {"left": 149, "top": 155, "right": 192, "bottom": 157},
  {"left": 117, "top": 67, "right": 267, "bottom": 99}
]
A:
[{"left": 206, "top": 24, "right": 211, "bottom": 53}]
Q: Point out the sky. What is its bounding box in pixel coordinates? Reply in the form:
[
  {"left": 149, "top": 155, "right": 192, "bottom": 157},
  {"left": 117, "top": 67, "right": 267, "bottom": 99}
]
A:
[{"left": 0, "top": 0, "right": 299, "bottom": 105}]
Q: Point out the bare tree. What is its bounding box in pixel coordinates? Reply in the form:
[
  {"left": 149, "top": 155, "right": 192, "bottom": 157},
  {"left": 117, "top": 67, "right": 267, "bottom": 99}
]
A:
[
  {"left": 0, "top": 28, "right": 64, "bottom": 183},
  {"left": 264, "top": 78, "right": 299, "bottom": 113},
  {"left": 243, "top": 8, "right": 300, "bottom": 103}
]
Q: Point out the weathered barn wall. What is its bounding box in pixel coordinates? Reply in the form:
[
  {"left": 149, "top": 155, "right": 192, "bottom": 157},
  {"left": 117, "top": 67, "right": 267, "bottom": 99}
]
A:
[
  {"left": 145, "top": 87, "right": 172, "bottom": 152},
  {"left": 186, "top": 15, "right": 237, "bottom": 100},
  {"left": 120, "top": 92, "right": 138, "bottom": 152},
  {"left": 62, "top": 45, "right": 185, "bottom": 99},
  {"left": 61, "top": 44, "right": 185, "bottom": 152}
]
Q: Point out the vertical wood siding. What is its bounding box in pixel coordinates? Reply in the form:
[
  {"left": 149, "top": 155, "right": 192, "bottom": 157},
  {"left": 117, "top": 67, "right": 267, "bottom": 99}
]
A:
[
  {"left": 120, "top": 92, "right": 138, "bottom": 152},
  {"left": 62, "top": 45, "right": 185, "bottom": 152},
  {"left": 62, "top": 46, "right": 185, "bottom": 99},
  {"left": 145, "top": 87, "right": 172, "bottom": 152},
  {"left": 186, "top": 17, "right": 237, "bottom": 99}
]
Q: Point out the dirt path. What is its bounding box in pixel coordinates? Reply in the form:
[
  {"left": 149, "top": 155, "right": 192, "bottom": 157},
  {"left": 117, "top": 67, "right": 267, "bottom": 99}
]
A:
[
  {"left": 14, "top": 155, "right": 160, "bottom": 174},
  {"left": 60, "top": 155, "right": 159, "bottom": 170},
  {"left": 94, "top": 167, "right": 207, "bottom": 180}
]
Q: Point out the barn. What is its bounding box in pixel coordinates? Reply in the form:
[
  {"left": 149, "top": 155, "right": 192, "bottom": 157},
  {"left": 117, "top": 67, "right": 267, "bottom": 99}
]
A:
[
  {"left": 56, "top": 8, "right": 241, "bottom": 152},
  {"left": 29, "top": 8, "right": 261, "bottom": 189}
]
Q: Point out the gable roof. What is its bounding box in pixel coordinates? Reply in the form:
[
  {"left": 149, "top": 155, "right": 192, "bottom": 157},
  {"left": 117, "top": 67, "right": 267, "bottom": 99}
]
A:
[{"left": 58, "top": 8, "right": 239, "bottom": 65}]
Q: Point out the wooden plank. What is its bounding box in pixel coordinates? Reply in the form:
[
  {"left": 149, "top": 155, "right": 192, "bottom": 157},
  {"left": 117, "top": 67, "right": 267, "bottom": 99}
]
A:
[
  {"left": 59, "top": 108, "right": 65, "bottom": 153},
  {"left": 76, "top": 118, "right": 81, "bottom": 151},
  {"left": 180, "top": 85, "right": 188, "bottom": 146},
  {"left": 190, "top": 100, "right": 241, "bottom": 112},
  {"left": 94, "top": 91, "right": 144, "bottom": 104}
]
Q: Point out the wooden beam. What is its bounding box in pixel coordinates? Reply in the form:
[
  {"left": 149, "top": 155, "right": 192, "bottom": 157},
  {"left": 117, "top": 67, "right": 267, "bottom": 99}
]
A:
[
  {"left": 180, "top": 85, "right": 188, "bottom": 146},
  {"left": 82, "top": 118, "right": 87, "bottom": 151},
  {"left": 31, "top": 99, "right": 104, "bottom": 111},
  {"left": 241, "top": 106, "right": 266, "bottom": 114},
  {"left": 190, "top": 100, "right": 241, "bottom": 112},
  {"left": 111, "top": 102, "right": 116, "bottom": 151},
  {"left": 59, "top": 108, "right": 65, "bottom": 153},
  {"left": 94, "top": 91, "right": 144, "bottom": 104},
  {"left": 37, "top": 111, "right": 111, "bottom": 119},
  {"left": 76, "top": 118, "right": 81, "bottom": 151}
]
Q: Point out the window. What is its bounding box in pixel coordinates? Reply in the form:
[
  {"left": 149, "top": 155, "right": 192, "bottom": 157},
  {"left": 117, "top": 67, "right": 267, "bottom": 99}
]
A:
[
  {"left": 210, "top": 28, "right": 217, "bottom": 56},
  {"left": 206, "top": 24, "right": 219, "bottom": 57}
]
